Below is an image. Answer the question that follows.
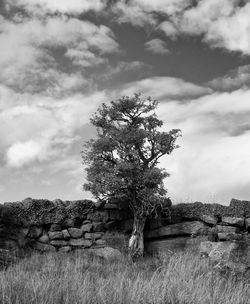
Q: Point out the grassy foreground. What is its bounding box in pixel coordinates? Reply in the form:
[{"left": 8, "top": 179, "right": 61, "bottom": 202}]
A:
[{"left": 0, "top": 250, "right": 249, "bottom": 304}]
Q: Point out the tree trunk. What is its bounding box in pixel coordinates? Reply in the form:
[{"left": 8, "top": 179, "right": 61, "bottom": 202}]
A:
[{"left": 128, "top": 214, "right": 146, "bottom": 260}]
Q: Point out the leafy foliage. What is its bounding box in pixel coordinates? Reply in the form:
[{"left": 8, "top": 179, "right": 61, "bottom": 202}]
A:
[{"left": 82, "top": 94, "right": 181, "bottom": 217}]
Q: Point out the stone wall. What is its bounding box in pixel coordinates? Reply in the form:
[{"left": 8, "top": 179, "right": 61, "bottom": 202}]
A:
[
  {"left": 0, "top": 197, "right": 249, "bottom": 263},
  {"left": 0, "top": 198, "right": 132, "bottom": 254},
  {"left": 144, "top": 198, "right": 250, "bottom": 264}
]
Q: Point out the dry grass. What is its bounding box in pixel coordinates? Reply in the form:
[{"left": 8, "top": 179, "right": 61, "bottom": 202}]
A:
[{"left": 0, "top": 250, "right": 249, "bottom": 304}]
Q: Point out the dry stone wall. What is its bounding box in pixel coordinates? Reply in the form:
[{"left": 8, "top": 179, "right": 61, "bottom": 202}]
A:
[
  {"left": 0, "top": 198, "right": 132, "bottom": 254},
  {"left": 144, "top": 198, "right": 250, "bottom": 267},
  {"left": 0, "top": 197, "right": 249, "bottom": 264}
]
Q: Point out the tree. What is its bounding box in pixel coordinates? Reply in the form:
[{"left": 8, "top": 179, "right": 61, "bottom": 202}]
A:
[{"left": 82, "top": 93, "right": 181, "bottom": 259}]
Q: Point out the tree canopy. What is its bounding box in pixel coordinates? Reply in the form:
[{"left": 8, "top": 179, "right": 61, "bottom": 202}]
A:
[{"left": 82, "top": 93, "right": 181, "bottom": 218}]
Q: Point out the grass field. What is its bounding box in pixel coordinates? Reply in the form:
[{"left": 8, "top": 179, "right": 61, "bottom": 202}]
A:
[{"left": 0, "top": 250, "right": 249, "bottom": 304}]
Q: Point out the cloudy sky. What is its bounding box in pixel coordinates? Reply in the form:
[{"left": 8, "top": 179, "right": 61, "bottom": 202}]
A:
[{"left": 1, "top": 0, "right": 250, "bottom": 204}]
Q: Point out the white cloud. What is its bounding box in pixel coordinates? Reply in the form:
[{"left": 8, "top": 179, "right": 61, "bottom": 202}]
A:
[
  {"left": 120, "top": 76, "right": 213, "bottom": 100},
  {"left": 112, "top": 1, "right": 156, "bottom": 27},
  {"left": 6, "top": 140, "right": 48, "bottom": 168},
  {"left": 155, "top": 88, "right": 250, "bottom": 203},
  {"left": 112, "top": 0, "right": 191, "bottom": 27},
  {"left": 158, "top": 21, "right": 179, "bottom": 39},
  {"left": 113, "top": 0, "right": 250, "bottom": 55},
  {"left": 0, "top": 15, "right": 118, "bottom": 93},
  {"left": 207, "top": 65, "right": 250, "bottom": 91},
  {"left": 179, "top": 0, "right": 250, "bottom": 55},
  {"left": 134, "top": 0, "right": 191, "bottom": 15},
  {"left": 145, "top": 38, "right": 170, "bottom": 55},
  {"left": 5, "top": 0, "right": 106, "bottom": 15},
  {"left": 0, "top": 88, "right": 107, "bottom": 168}
]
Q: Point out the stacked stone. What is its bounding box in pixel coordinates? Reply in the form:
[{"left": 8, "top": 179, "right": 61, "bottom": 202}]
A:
[
  {"left": 28, "top": 220, "right": 106, "bottom": 253},
  {"left": 145, "top": 198, "right": 250, "bottom": 254},
  {"left": 0, "top": 198, "right": 131, "bottom": 253}
]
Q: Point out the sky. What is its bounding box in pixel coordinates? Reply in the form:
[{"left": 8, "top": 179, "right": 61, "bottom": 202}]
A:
[{"left": 1, "top": 0, "right": 250, "bottom": 204}]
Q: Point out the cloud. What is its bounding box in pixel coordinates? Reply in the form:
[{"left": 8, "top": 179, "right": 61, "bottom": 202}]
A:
[
  {"left": 5, "top": 0, "right": 106, "bottom": 15},
  {"left": 0, "top": 87, "right": 107, "bottom": 168},
  {"left": 179, "top": 0, "right": 250, "bottom": 55},
  {"left": 112, "top": 0, "right": 191, "bottom": 27},
  {"left": 207, "top": 65, "right": 250, "bottom": 91},
  {"left": 145, "top": 38, "right": 170, "bottom": 55},
  {"left": 120, "top": 76, "right": 213, "bottom": 100},
  {"left": 111, "top": 1, "right": 156, "bottom": 27},
  {"left": 154, "top": 88, "right": 250, "bottom": 203},
  {"left": 112, "top": 0, "right": 250, "bottom": 55},
  {"left": 6, "top": 140, "right": 48, "bottom": 168},
  {"left": 158, "top": 21, "right": 179, "bottom": 39},
  {"left": 102, "top": 60, "right": 148, "bottom": 80},
  {"left": 0, "top": 15, "right": 119, "bottom": 93}
]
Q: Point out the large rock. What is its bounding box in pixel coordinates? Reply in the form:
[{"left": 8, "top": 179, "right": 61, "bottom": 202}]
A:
[
  {"left": 145, "top": 221, "right": 210, "bottom": 239},
  {"left": 215, "top": 225, "right": 240, "bottom": 233},
  {"left": 68, "top": 238, "right": 92, "bottom": 247},
  {"left": 200, "top": 215, "right": 218, "bottom": 225},
  {"left": 221, "top": 216, "right": 244, "bottom": 227},
  {"left": 68, "top": 228, "right": 82, "bottom": 238},
  {"left": 95, "top": 239, "right": 106, "bottom": 246},
  {"left": 62, "top": 229, "right": 70, "bottom": 240},
  {"left": 38, "top": 234, "right": 49, "bottom": 243},
  {"left": 81, "top": 223, "right": 92, "bottom": 232},
  {"left": 230, "top": 198, "right": 250, "bottom": 217},
  {"left": 145, "top": 236, "right": 209, "bottom": 254}
]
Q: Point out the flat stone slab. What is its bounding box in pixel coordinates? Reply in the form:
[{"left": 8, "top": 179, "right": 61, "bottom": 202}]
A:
[
  {"left": 215, "top": 225, "right": 240, "bottom": 233},
  {"left": 145, "top": 236, "right": 208, "bottom": 254},
  {"left": 68, "top": 238, "right": 92, "bottom": 247},
  {"left": 145, "top": 221, "right": 209, "bottom": 239},
  {"left": 200, "top": 215, "right": 218, "bottom": 225},
  {"left": 85, "top": 232, "right": 103, "bottom": 240},
  {"left": 221, "top": 217, "right": 244, "bottom": 227},
  {"left": 50, "top": 240, "right": 68, "bottom": 247}
]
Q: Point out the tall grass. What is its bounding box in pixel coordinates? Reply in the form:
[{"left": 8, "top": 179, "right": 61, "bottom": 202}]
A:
[{"left": 0, "top": 250, "right": 249, "bottom": 304}]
